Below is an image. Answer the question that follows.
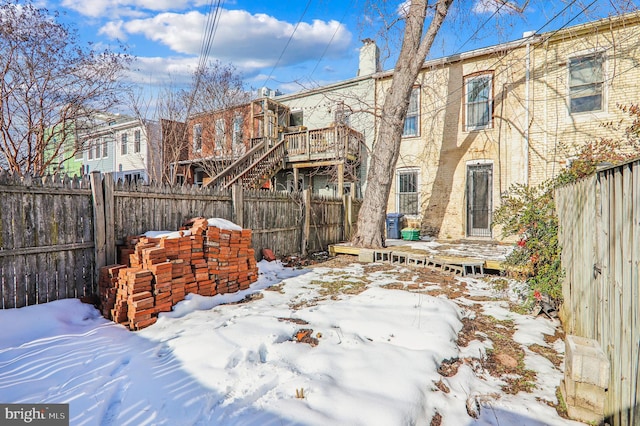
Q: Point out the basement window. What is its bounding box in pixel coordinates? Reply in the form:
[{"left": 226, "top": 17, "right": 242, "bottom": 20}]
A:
[{"left": 397, "top": 169, "right": 419, "bottom": 215}]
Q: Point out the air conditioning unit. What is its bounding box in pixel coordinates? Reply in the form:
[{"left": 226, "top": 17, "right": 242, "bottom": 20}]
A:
[{"left": 258, "top": 87, "right": 282, "bottom": 98}]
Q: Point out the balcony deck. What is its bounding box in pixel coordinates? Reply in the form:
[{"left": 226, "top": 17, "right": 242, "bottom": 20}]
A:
[{"left": 283, "top": 124, "right": 362, "bottom": 163}]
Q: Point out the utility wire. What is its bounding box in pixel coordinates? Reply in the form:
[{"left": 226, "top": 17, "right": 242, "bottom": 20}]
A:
[
  {"left": 418, "top": 0, "right": 594, "bottom": 121},
  {"left": 309, "top": 0, "right": 355, "bottom": 80},
  {"left": 263, "top": 0, "right": 313, "bottom": 88}
]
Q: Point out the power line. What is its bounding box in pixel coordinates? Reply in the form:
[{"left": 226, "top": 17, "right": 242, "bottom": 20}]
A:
[
  {"left": 417, "top": 0, "right": 594, "bottom": 122},
  {"left": 263, "top": 0, "right": 313, "bottom": 88},
  {"left": 308, "top": 0, "right": 355, "bottom": 80}
]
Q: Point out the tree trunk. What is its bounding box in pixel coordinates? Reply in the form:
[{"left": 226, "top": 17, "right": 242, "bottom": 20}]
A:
[{"left": 352, "top": 0, "right": 453, "bottom": 248}]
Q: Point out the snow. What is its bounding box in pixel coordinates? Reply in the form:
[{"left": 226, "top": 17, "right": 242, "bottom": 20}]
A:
[
  {"left": 0, "top": 260, "right": 585, "bottom": 426},
  {"left": 207, "top": 218, "right": 242, "bottom": 231},
  {"left": 144, "top": 230, "right": 192, "bottom": 239}
]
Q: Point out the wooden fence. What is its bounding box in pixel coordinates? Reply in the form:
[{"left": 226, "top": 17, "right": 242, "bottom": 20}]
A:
[
  {"left": 555, "top": 159, "right": 639, "bottom": 426},
  {"left": 0, "top": 171, "right": 361, "bottom": 309}
]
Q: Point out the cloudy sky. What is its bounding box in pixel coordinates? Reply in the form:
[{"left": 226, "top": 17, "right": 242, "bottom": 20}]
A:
[{"left": 45, "top": 0, "right": 639, "bottom": 96}]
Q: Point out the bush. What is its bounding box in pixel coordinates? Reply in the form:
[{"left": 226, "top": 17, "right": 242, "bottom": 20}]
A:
[
  {"left": 493, "top": 182, "right": 563, "bottom": 304},
  {"left": 494, "top": 103, "right": 640, "bottom": 307}
]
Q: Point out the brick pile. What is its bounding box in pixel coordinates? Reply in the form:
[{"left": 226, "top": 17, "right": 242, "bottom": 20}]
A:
[{"left": 98, "top": 219, "right": 259, "bottom": 330}]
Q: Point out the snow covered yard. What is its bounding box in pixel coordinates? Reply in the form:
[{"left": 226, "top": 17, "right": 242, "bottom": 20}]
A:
[{"left": 0, "top": 257, "right": 585, "bottom": 425}]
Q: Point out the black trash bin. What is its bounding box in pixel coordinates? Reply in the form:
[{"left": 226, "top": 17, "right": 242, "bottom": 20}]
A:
[{"left": 386, "top": 213, "right": 404, "bottom": 239}]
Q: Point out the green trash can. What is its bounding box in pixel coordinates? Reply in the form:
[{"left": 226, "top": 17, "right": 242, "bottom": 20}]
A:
[{"left": 401, "top": 228, "right": 420, "bottom": 241}]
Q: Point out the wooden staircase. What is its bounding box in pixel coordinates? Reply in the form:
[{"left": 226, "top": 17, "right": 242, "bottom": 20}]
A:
[{"left": 205, "top": 138, "right": 286, "bottom": 190}]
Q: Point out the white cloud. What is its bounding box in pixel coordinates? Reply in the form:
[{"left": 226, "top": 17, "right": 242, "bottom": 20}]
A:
[
  {"left": 397, "top": 1, "right": 411, "bottom": 19},
  {"left": 472, "top": 0, "right": 522, "bottom": 14},
  {"left": 60, "top": 0, "right": 204, "bottom": 19},
  {"left": 99, "top": 20, "right": 127, "bottom": 40},
  {"left": 127, "top": 56, "right": 199, "bottom": 86},
  {"left": 103, "top": 8, "right": 352, "bottom": 77}
]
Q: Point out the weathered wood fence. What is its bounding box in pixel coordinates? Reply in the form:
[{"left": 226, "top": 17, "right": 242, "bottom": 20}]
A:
[
  {"left": 0, "top": 171, "right": 361, "bottom": 309},
  {"left": 555, "top": 158, "right": 639, "bottom": 426}
]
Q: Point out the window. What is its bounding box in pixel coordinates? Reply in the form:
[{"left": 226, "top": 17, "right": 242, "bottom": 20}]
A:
[
  {"left": 402, "top": 87, "right": 420, "bottom": 137},
  {"left": 193, "top": 124, "right": 202, "bottom": 152},
  {"left": 465, "top": 74, "right": 493, "bottom": 130},
  {"left": 102, "top": 138, "right": 108, "bottom": 158},
  {"left": 290, "top": 110, "right": 303, "bottom": 127},
  {"left": 334, "top": 102, "right": 350, "bottom": 126},
  {"left": 94, "top": 141, "right": 101, "bottom": 159},
  {"left": 134, "top": 130, "right": 141, "bottom": 153},
  {"left": 88, "top": 141, "right": 93, "bottom": 160},
  {"left": 569, "top": 54, "right": 604, "bottom": 114},
  {"left": 125, "top": 172, "right": 142, "bottom": 184},
  {"left": 232, "top": 114, "right": 243, "bottom": 147},
  {"left": 397, "top": 170, "right": 418, "bottom": 215},
  {"left": 215, "top": 119, "right": 225, "bottom": 149},
  {"left": 121, "top": 133, "right": 128, "bottom": 155}
]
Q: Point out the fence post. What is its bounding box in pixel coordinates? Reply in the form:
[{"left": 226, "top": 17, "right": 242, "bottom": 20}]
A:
[
  {"left": 301, "top": 189, "right": 311, "bottom": 256},
  {"left": 90, "top": 172, "right": 106, "bottom": 284},
  {"left": 343, "top": 194, "right": 353, "bottom": 241},
  {"left": 232, "top": 182, "right": 244, "bottom": 228},
  {"left": 104, "top": 173, "right": 116, "bottom": 265}
]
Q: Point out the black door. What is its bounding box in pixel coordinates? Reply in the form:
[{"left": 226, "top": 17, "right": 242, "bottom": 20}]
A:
[{"left": 467, "top": 164, "right": 492, "bottom": 237}]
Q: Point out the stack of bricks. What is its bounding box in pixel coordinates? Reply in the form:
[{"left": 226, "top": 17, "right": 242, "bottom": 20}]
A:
[
  {"left": 98, "top": 264, "right": 126, "bottom": 319},
  {"left": 97, "top": 219, "right": 259, "bottom": 331},
  {"left": 204, "top": 226, "right": 258, "bottom": 294}
]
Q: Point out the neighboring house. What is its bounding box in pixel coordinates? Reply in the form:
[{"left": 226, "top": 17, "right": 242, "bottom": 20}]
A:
[
  {"left": 43, "top": 123, "right": 84, "bottom": 177},
  {"left": 178, "top": 39, "right": 379, "bottom": 196},
  {"left": 80, "top": 114, "right": 162, "bottom": 183},
  {"left": 273, "top": 39, "right": 379, "bottom": 197},
  {"left": 177, "top": 103, "right": 254, "bottom": 186},
  {"left": 377, "top": 11, "right": 640, "bottom": 240}
]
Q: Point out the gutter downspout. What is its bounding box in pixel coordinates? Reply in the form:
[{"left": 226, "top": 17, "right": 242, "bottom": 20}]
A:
[{"left": 523, "top": 31, "right": 534, "bottom": 186}]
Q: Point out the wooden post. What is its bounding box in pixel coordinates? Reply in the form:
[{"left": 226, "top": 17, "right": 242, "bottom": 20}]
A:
[
  {"left": 293, "top": 168, "right": 299, "bottom": 192},
  {"left": 104, "top": 173, "right": 116, "bottom": 265},
  {"left": 90, "top": 171, "right": 106, "bottom": 284},
  {"left": 343, "top": 194, "right": 353, "bottom": 241},
  {"left": 301, "top": 189, "right": 311, "bottom": 256},
  {"left": 337, "top": 162, "right": 344, "bottom": 197},
  {"left": 232, "top": 182, "right": 244, "bottom": 228}
]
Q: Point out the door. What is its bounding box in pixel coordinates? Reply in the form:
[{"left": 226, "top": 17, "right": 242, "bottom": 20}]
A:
[{"left": 467, "top": 164, "right": 492, "bottom": 237}]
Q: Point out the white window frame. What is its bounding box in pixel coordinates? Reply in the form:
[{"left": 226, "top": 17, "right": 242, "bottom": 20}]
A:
[
  {"left": 396, "top": 168, "right": 419, "bottom": 215},
  {"left": 193, "top": 123, "right": 202, "bottom": 153},
  {"left": 464, "top": 73, "right": 493, "bottom": 131},
  {"left": 102, "top": 137, "right": 108, "bottom": 158},
  {"left": 232, "top": 114, "right": 243, "bottom": 147},
  {"left": 134, "top": 130, "right": 141, "bottom": 153},
  {"left": 215, "top": 119, "right": 225, "bottom": 150},
  {"left": 568, "top": 52, "right": 604, "bottom": 115},
  {"left": 121, "top": 133, "right": 128, "bottom": 155},
  {"left": 402, "top": 87, "right": 420, "bottom": 137}
]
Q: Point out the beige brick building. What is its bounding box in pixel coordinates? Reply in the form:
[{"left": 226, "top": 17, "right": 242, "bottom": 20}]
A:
[{"left": 379, "top": 12, "right": 640, "bottom": 240}]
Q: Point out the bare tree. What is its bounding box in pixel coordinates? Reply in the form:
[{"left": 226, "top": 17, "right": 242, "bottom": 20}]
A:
[
  {"left": 352, "top": 0, "right": 454, "bottom": 248},
  {"left": 0, "top": 1, "right": 130, "bottom": 176}
]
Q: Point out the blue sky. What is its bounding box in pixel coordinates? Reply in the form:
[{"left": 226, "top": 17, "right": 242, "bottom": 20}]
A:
[{"left": 42, "top": 0, "right": 639, "bottom": 96}]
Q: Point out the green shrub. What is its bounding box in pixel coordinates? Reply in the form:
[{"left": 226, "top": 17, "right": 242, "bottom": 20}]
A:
[{"left": 493, "top": 182, "right": 563, "bottom": 304}]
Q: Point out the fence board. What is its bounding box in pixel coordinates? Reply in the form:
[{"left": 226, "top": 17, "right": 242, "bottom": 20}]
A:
[
  {"left": 1, "top": 174, "right": 358, "bottom": 308},
  {"left": 556, "top": 159, "right": 640, "bottom": 425}
]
